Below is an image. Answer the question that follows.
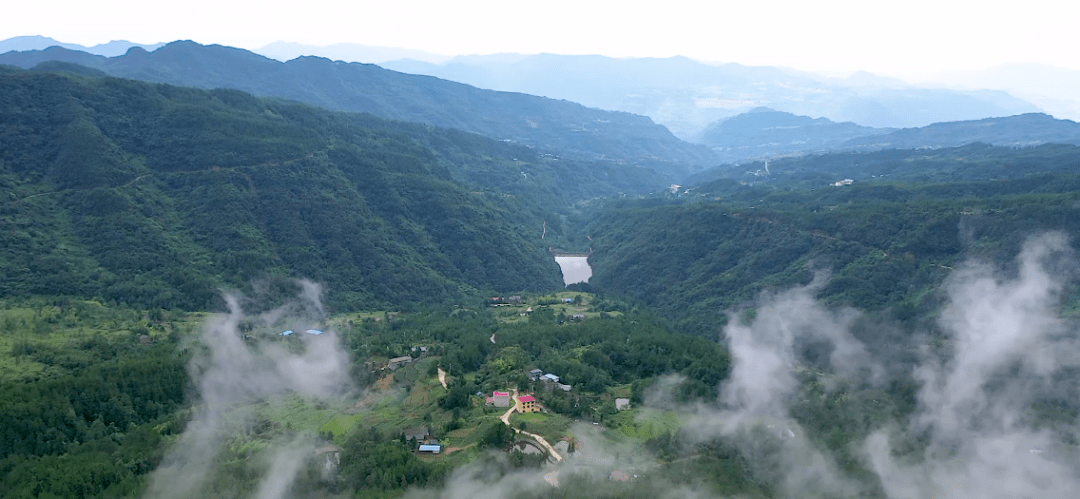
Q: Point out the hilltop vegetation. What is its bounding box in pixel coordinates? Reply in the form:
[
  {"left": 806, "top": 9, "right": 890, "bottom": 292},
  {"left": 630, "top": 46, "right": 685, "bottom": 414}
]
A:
[
  {"left": 0, "top": 67, "right": 671, "bottom": 310},
  {"left": 0, "top": 42, "right": 719, "bottom": 173},
  {"left": 585, "top": 143, "right": 1080, "bottom": 335}
]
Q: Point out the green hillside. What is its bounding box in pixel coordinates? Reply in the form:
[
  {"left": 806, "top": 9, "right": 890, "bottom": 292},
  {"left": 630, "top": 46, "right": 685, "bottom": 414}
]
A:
[
  {"left": 585, "top": 145, "right": 1080, "bottom": 335},
  {"left": 0, "top": 67, "right": 670, "bottom": 310}
]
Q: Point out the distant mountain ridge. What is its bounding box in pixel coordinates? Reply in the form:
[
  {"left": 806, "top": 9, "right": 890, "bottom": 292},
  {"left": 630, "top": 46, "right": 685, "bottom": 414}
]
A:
[
  {"left": 0, "top": 41, "right": 718, "bottom": 175},
  {"left": 690, "top": 109, "right": 1080, "bottom": 165},
  {"left": 254, "top": 41, "right": 451, "bottom": 65},
  {"left": 841, "top": 112, "right": 1080, "bottom": 150},
  {"left": 697, "top": 107, "right": 892, "bottom": 163},
  {"left": 379, "top": 53, "right": 1039, "bottom": 138},
  {"left": 913, "top": 63, "right": 1080, "bottom": 122},
  {"left": 0, "top": 35, "right": 164, "bottom": 57}
]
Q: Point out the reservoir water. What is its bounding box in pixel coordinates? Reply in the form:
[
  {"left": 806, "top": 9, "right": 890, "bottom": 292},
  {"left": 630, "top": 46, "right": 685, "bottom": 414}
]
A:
[{"left": 554, "top": 256, "right": 592, "bottom": 286}]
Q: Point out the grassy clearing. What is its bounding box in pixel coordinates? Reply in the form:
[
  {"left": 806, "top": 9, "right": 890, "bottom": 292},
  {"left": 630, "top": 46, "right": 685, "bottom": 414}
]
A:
[
  {"left": 402, "top": 377, "right": 447, "bottom": 413},
  {"left": 257, "top": 394, "right": 343, "bottom": 434},
  {"left": 512, "top": 411, "right": 572, "bottom": 443},
  {"left": 455, "top": 417, "right": 504, "bottom": 447},
  {"left": 513, "top": 412, "right": 549, "bottom": 422},
  {"left": 611, "top": 409, "right": 682, "bottom": 440},
  {"left": 489, "top": 292, "right": 622, "bottom": 323},
  {"left": 321, "top": 414, "right": 364, "bottom": 441}
]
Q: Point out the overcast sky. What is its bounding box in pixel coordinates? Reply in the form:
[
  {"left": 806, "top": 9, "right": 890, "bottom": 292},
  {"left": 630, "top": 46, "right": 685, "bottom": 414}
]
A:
[{"left": 3, "top": 0, "right": 1076, "bottom": 77}]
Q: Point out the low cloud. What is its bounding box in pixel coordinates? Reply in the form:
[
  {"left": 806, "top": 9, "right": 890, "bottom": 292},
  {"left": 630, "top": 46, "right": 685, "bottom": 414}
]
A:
[
  {"left": 719, "top": 276, "right": 867, "bottom": 426},
  {"left": 869, "top": 232, "right": 1080, "bottom": 498},
  {"left": 669, "top": 233, "right": 1080, "bottom": 498},
  {"left": 144, "top": 280, "right": 352, "bottom": 499}
]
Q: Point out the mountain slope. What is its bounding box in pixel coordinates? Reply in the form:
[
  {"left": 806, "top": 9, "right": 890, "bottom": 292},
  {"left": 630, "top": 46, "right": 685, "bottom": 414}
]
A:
[
  {"left": 0, "top": 42, "right": 719, "bottom": 174},
  {"left": 585, "top": 144, "right": 1080, "bottom": 335},
  {"left": 0, "top": 67, "right": 672, "bottom": 309}
]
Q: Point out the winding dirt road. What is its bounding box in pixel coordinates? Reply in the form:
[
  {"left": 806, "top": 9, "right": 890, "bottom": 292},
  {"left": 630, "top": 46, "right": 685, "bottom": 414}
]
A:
[{"left": 500, "top": 391, "right": 563, "bottom": 462}]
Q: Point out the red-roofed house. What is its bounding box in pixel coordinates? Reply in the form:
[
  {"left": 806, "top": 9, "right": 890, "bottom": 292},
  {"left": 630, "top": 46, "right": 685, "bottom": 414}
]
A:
[
  {"left": 493, "top": 391, "right": 511, "bottom": 408},
  {"left": 517, "top": 395, "right": 538, "bottom": 413}
]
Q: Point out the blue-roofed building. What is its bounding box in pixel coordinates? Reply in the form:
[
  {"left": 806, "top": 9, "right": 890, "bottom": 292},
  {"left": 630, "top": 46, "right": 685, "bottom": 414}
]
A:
[
  {"left": 281, "top": 330, "right": 294, "bottom": 336},
  {"left": 306, "top": 329, "right": 325, "bottom": 335},
  {"left": 418, "top": 444, "right": 441, "bottom": 454}
]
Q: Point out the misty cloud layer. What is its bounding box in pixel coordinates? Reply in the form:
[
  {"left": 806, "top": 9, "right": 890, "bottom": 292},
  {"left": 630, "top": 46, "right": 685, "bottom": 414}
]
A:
[
  {"left": 869, "top": 232, "right": 1080, "bottom": 499},
  {"left": 144, "top": 280, "right": 352, "bottom": 499},
  {"left": 674, "top": 232, "right": 1080, "bottom": 499}
]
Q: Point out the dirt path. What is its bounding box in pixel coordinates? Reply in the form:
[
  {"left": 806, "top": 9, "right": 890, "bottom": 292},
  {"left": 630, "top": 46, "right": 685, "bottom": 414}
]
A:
[
  {"left": 499, "top": 404, "right": 516, "bottom": 425},
  {"left": 438, "top": 367, "right": 448, "bottom": 389},
  {"left": 443, "top": 443, "right": 475, "bottom": 455},
  {"left": 501, "top": 391, "right": 563, "bottom": 462}
]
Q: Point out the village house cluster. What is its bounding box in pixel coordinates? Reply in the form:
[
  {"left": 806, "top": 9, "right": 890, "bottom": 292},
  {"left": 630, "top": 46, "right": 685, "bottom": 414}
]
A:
[
  {"left": 403, "top": 426, "right": 441, "bottom": 454},
  {"left": 530, "top": 368, "right": 572, "bottom": 391}
]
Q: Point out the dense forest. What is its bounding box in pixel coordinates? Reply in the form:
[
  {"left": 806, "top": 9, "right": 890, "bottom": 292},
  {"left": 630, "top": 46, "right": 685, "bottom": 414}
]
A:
[
  {"left": 4, "top": 65, "right": 1080, "bottom": 498},
  {"left": 585, "top": 167, "right": 1080, "bottom": 335},
  {"left": 0, "top": 66, "right": 669, "bottom": 311}
]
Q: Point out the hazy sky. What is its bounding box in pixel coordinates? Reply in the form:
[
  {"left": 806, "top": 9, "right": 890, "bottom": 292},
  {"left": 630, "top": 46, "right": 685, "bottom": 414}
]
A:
[{"left": 4, "top": 0, "right": 1076, "bottom": 77}]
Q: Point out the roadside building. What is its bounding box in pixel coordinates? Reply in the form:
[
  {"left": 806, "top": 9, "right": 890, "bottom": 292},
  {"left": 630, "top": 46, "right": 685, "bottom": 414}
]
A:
[{"left": 517, "top": 395, "right": 539, "bottom": 413}]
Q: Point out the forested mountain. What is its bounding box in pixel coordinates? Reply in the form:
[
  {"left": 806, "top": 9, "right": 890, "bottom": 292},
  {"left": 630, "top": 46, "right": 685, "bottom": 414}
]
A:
[
  {"left": 0, "top": 67, "right": 669, "bottom": 310},
  {"left": 0, "top": 42, "right": 719, "bottom": 174},
  {"left": 585, "top": 144, "right": 1080, "bottom": 335},
  {"left": 695, "top": 107, "right": 890, "bottom": 162}
]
